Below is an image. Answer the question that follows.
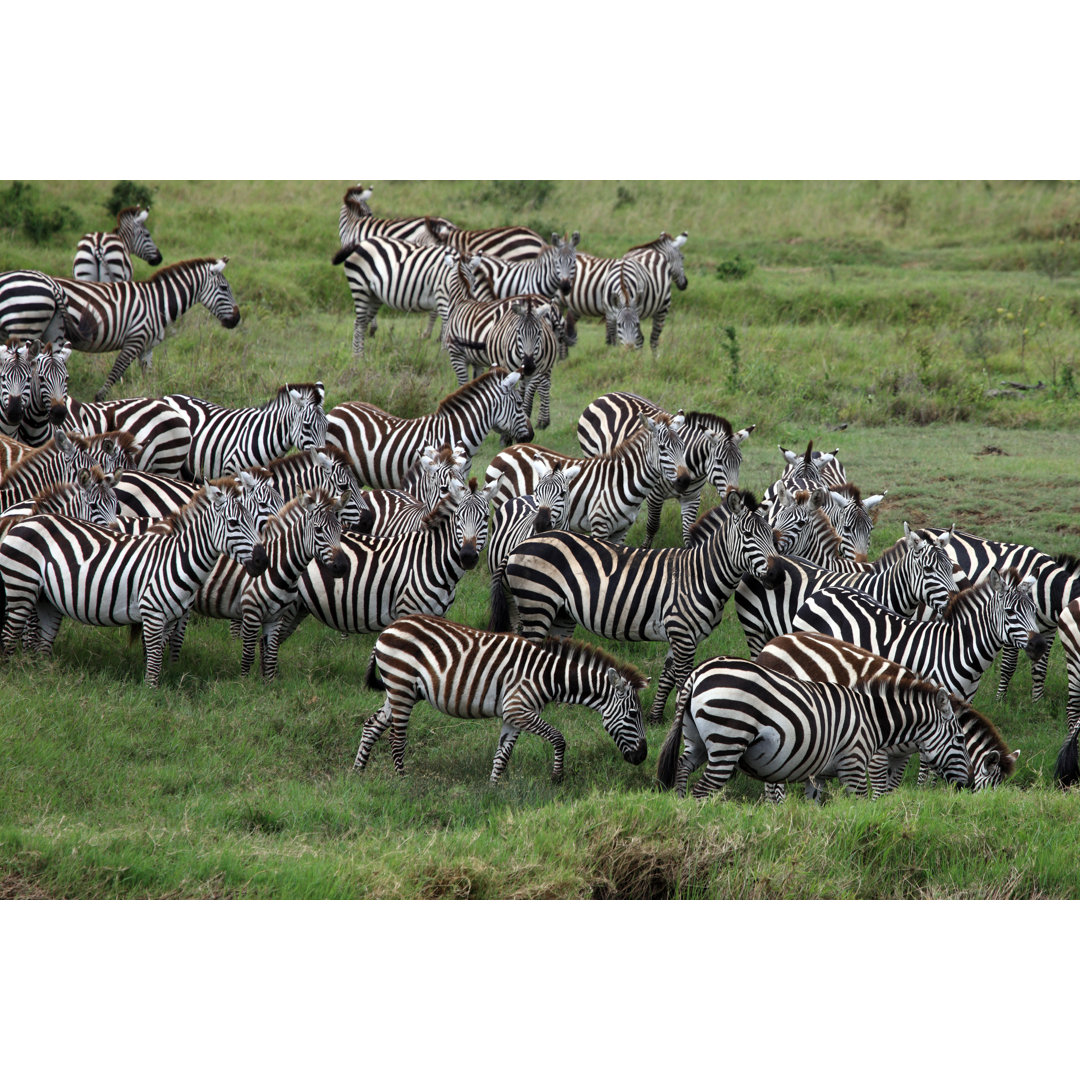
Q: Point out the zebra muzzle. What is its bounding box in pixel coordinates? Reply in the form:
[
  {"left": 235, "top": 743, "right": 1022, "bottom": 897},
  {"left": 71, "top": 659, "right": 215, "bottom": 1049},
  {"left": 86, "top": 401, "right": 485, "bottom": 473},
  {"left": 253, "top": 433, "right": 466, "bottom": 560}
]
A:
[
  {"left": 245, "top": 543, "right": 269, "bottom": 576},
  {"left": 328, "top": 549, "right": 349, "bottom": 578},
  {"left": 147, "top": 253, "right": 163, "bottom": 266},
  {"left": 220, "top": 307, "right": 241, "bottom": 329},
  {"left": 50, "top": 401, "right": 69, "bottom": 423},
  {"left": 460, "top": 543, "right": 479, "bottom": 570},
  {"left": 1025, "top": 633, "right": 1052, "bottom": 660},
  {"left": 623, "top": 739, "right": 648, "bottom": 765}
]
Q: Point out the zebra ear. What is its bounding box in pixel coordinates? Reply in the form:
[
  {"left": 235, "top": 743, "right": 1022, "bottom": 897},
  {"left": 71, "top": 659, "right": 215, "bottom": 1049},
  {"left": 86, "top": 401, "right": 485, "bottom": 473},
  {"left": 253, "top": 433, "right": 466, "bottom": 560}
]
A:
[
  {"left": 984, "top": 750, "right": 1000, "bottom": 769},
  {"left": 237, "top": 470, "right": 256, "bottom": 489},
  {"left": 670, "top": 410, "right": 686, "bottom": 432},
  {"left": 935, "top": 687, "right": 952, "bottom": 716},
  {"left": 77, "top": 467, "right": 92, "bottom": 487},
  {"left": 989, "top": 568, "right": 1002, "bottom": 594},
  {"left": 136, "top": 209, "right": 149, "bottom": 224},
  {"left": 55, "top": 429, "right": 75, "bottom": 458},
  {"left": 724, "top": 489, "right": 745, "bottom": 516},
  {"left": 501, "top": 372, "right": 521, "bottom": 390},
  {"left": 776, "top": 487, "right": 793, "bottom": 507},
  {"left": 904, "top": 521, "right": 915, "bottom": 546},
  {"left": 314, "top": 382, "right": 326, "bottom": 406},
  {"left": 809, "top": 488, "right": 829, "bottom": 509},
  {"left": 563, "top": 465, "right": 582, "bottom": 482},
  {"left": 210, "top": 259, "right": 227, "bottom": 273},
  {"left": 673, "top": 231, "right": 688, "bottom": 248},
  {"left": 108, "top": 469, "right": 123, "bottom": 487},
  {"left": 781, "top": 446, "right": 799, "bottom": 465},
  {"left": 316, "top": 451, "right": 333, "bottom": 470},
  {"left": 480, "top": 478, "right": 500, "bottom": 503},
  {"left": 606, "top": 667, "right": 621, "bottom": 687},
  {"left": 571, "top": 231, "right": 580, "bottom": 247},
  {"left": 551, "top": 232, "right": 560, "bottom": 246},
  {"left": 863, "top": 494, "right": 886, "bottom": 511},
  {"left": 299, "top": 491, "right": 314, "bottom": 509}
]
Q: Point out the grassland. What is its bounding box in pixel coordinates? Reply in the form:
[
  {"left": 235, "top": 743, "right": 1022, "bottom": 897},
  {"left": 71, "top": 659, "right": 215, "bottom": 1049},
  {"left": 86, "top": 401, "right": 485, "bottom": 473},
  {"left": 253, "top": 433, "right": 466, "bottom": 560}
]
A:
[{"left": 2, "top": 179, "right": 1080, "bottom": 899}]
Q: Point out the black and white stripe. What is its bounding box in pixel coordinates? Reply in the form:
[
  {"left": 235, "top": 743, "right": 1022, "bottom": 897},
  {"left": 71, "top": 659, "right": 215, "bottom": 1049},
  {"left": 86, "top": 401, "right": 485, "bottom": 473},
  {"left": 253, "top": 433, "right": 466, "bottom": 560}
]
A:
[
  {"left": 655, "top": 656, "right": 970, "bottom": 799},
  {"left": 361, "top": 444, "right": 470, "bottom": 537},
  {"left": 567, "top": 253, "right": 644, "bottom": 347},
  {"left": 354, "top": 614, "right": 649, "bottom": 781},
  {"left": 422, "top": 220, "right": 546, "bottom": 261},
  {"left": 337, "top": 184, "right": 453, "bottom": 248},
  {"left": 468, "top": 233, "right": 579, "bottom": 305},
  {"left": 72, "top": 206, "right": 163, "bottom": 283},
  {"left": 0, "top": 271, "right": 74, "bottom": 344},
  {"left": 494, "top": 490, "right": 779, "bottom": 725},
  {"left": 64, "top": 393, "right": 191, "bottom": 476},
  {"left": 621, "top": 231, "right": 689, "bottom": 351},
  {"left": 0, "top": 467, "right": 120, "bottom": 534},
  {"left": 325, "top": 367, "right": 533, "bottom": 489},
  {"left": 0, "top": 338, "right": 36, "bottom": 440}
]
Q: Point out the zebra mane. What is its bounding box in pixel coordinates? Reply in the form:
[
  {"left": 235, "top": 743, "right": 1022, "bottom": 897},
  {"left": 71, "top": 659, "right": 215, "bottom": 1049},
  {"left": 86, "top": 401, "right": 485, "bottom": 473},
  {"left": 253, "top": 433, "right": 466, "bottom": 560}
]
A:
[
  {"left": 624, "top": 235, "right": 669, "bottom": 255},
  {"left": 955, "top": 699, "right": 1016, "bottom": 775},
  {"left": 261, "top": 488, "right": 333, "bottom": 542},
  {"left": 859, "top": 670, "right": 946, "bottom": 703},
  {"left": 829, "top": 481, "right": 862, "bottom": 501},
  {"left": 399, "top": 441, "right": 461, "bottom": 489},
  {"left": 683, "top": 411, "right": 734, "bottom": 439},
  {"left": 30, "top": 472, "right": 101, "bottom": 512},
  {"left": 0, "top": 439, "right": 58, "bottom": 485},
  {"left": 939, "top": 568, "right": 1024, "bottom": 623},
  {"left": 536, "top": 635, "right": 650, "bottom": 690},
  {"left": 0, "top": 429, "right": 133, "bottom": 487},
  {"left": 685, "top": 489, "right": 762, "bottom": 545},
  {"left": 434, "top": 367, "right": 511, "bottom": 412},
  {"left": 147, "top": 258, "right": 225, "bottom": 281},
  {"left": 1053, "top": 552, "right": 1080, "bottom": 575},
  {"left": 343, "top": 185, "right": 373, "bottom": 212},
  {"left": 150, "top": 478, "right": 240, "bottom": 535}
]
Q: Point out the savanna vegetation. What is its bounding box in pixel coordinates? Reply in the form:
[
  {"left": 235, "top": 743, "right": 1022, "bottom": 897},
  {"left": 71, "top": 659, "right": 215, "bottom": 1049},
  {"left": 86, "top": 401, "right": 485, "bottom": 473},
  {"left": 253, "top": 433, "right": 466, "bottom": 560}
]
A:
[{"left": 2, "top": 179, "right": 1079, "bottom": 899}]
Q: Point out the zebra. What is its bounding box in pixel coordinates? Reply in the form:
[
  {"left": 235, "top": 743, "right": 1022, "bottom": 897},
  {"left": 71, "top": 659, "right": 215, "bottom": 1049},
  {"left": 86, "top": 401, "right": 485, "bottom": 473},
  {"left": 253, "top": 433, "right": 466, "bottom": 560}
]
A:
[
  {"left": 483, "top": 413, "right": 690, "bottom": 544},
  {"left": 421, "top": 219, "right": 546, "bottom": 261},
  {"left": 337, "top": 184, "right": 454, "bottom": 248},
  {"left": 325, "top": 367, "right": 533, "bottom": 489},
  {"left": 0, "top": 478, "right": 268, "bottom": 687},
  {"left": 566, "top": 253, "right": 645, "bottom": 348},
  {"left": 0, "top": 429, "right": 139, "bottom": 511},
  {"left": 0, "top": 338, "right": 35, "bottom": 441},
  {"left": 1049, "top": 599, "right": 1080, "bottom": 767},
  {"left": 163, "top": 382, "right": 328, "bottom": 482},
  {"left": 494, "top": 490, "right": 779, "bottom": 725},
  {"left": 655, "top": 656, "right": 971, "bottom": 800},
  {"left": 762, "top": 441, "right": 842, "bottom": 502},
  {"left": 756, "top": 632, "right": 1019, "bottom": 802},
  {"left": 577, "top": 392, "right": 755, "bottom": 547},
  {"left": 178, "top": 489, "right": 349, "bottom": 678},
  {"left": 0, "top": 259, "right": 240, "bottom": 402},
  {"left": 354, "top": 614, "right": 649, "bottom": 782},
  {"left": 486, "top": 461, "right": 579, "bottom": 631},
  {"left": 258, "top": 446, "right": 374, "bottom": 532},
  {"left": 621, "top": 231, "right": 689, "bottom": 351},
  {"left": 331, "top": 236, "right": 469, "bottom": 353},
  {"left": 468, "top": 233, "right": 580, "bottom": 304},
  {"left": 73, "top": 206, "right": 163, "bottom": 283},
  {"left": 279, "top": 478, "right": 496, "bottom": 656},
  {"left": 360, "top": 444, "right": 470, "bottom": 537},
  {"left": 822, "top": 483, "right": 884, "bottom": 560},
  {"left": 0, "top": 467, "right": 120, "bottom": 535},
  {"left": 790, "top": 569, "right": 1049, "bottom": 703},
  {"left": 0, "top": 431, "right": 33, "bottom": 475},
  {"left": 733, "top": 525, "right": 959, "bottom": 659},
  {"left": 64, "top": 393, "right": 191, "bottom": 476}
]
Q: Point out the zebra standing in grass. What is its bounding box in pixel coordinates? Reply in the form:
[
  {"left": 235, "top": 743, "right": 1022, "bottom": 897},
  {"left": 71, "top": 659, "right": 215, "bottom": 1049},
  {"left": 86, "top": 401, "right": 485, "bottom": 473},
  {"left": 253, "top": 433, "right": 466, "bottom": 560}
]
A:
[
  {"left": 495, "top": 490, "right": 779, "bottom": 725},
  {"left": 24, "top": 342, "right": 72, "bottom": 445},
  {"left": 325, "top": 368, "right": 533, "bottom": 489},
  {"left": 621, "top": 231, "right": 689, "bottom": 351},
  {"left": 756, "top": 632, "right": 1019, "bottom": 799},
  {"left": 468, "top": 233, "right": 580, "bottom": 303},
  {"left": 791, "top": 569, "right": 1049, "bottom": 703},
  {"left": 0, "top": 479, "right": 268, "bottom": 687},
  {"left": 484, "top": 414, "right": 690, "bottom": 544},
  {"left": 73, "top": 207, "right": 163, "bottom": 283},
  {"left": 577, "top": 391, "right": 755, "bottom": 547},
  {"left": 0, "top": 339, "right": 35, "bottom": 440},
  {"left": 163, "top": 383, "right": 327, "bottom": 482},
  {"left": 566, "top": 253, "right": 644, "bottom": 347},
  {"left": 655, "top": 656, "right": 970, "bottom": 799},
  {"left": 354, "top": 614, "right": 649, "bottom": 782},
  {"left": 0, "top": 259, "right": 240, "bottom": 402},
  {"left": 64, "top": 393, "right": 191, "bottom": 476},
  {"left": 733, "top": 525, "right": 959, "bottom": 658}
]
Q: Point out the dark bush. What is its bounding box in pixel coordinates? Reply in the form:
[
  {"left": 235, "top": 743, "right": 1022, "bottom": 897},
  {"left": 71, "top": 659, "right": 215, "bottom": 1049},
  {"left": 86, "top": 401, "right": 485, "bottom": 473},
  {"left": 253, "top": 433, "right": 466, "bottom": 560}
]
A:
[
  {"left": 105, "top": 181, "right": 156, "bottom": 217},
  {"left": 716, "top": 253, "right": 755, "bottom": 281},
  {"left": 0, "top": 181, "right": 80, "bottom": 244}
]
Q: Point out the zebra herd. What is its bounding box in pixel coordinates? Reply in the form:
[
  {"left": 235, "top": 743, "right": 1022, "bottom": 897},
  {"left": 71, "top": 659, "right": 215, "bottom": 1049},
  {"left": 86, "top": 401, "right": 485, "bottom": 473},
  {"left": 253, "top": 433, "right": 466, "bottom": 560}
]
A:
[{"left": 1, "top": 182, "right": 1078, "bottom": 797}]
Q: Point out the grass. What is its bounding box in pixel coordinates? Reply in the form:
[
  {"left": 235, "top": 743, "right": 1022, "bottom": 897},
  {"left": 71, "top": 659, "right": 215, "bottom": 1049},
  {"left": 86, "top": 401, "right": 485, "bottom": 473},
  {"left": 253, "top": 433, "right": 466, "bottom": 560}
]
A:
[{"left": 2, "top": 180, "right": 1080, "bottom": 899}]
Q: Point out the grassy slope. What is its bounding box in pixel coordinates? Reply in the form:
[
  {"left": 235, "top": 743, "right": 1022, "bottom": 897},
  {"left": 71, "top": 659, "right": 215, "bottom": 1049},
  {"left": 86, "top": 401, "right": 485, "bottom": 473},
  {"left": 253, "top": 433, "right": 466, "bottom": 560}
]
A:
[{"left": 2, "top": 180, "right": 1079, "bottom": 899}]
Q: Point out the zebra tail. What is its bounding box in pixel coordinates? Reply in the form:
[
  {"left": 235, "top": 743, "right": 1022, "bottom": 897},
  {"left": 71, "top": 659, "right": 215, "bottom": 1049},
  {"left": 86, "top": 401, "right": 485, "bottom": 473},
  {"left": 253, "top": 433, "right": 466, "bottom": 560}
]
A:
[
  {"left": 331, "top": 242, "right": 362, "bottom": 266},
  {"left": 63, "top": 308, "right": 96, "bottom": 348},
  {"left": 488, "top": 569, "right": 512, "bottom": 632},
  {"left": 364, "top": 648, "right": 385, "bottom": 692},
  {"left": 656, "top": 708, "right": 687, "bottom": 791},
  {"left": 1054, "top": 729, "right": 1080, "bottom": 788}
]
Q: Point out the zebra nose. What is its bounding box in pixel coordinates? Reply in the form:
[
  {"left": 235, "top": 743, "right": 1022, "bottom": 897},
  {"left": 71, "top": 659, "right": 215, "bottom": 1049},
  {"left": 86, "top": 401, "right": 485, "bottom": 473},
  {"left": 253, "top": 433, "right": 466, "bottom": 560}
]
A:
[
  {"left": 246, "top": 544, "right": 269, "bottom": 576},
  {"left": 674, "top": 469, "right": 691, "bottom": 494},
  {"left": 624, "top": 739, "right": 648, "bottom": 765},
  {"left": 50, "top": 401, "right": 68, "bottom": 423},
  {"left": 1025, "top": 633, "right": 1051, "bottom": 660},
  {"left": 329, "top": 549, "right": 349, "bottom": 578},
  {"left": 6, "top": 400, "right": 23, "bottom": 422},
  {"left": 460, "top": 544, "right": 479, "bottom": 570},
  {"left": 676, "top": 278, "right": 688, "bottom": 291},
  {"left": 147, "top": 253, "right": 163, "bottom": 266},
  {"left": 520, "top": 421, "right": 535, "bottom": 443},
  {"left": 522, "top": 358, "right": 536, "bottom": 376},
  {"left": 221, "top": 307, "right": 241, "bottom": 329},
  {"left": 559, "top": 280, "right": 571, "bottom": 295}
]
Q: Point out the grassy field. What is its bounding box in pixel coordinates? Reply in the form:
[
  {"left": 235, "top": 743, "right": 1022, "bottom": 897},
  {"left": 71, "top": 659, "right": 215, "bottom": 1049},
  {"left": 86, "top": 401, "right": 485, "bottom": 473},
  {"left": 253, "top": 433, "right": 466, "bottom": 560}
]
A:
[{"left": 2, "top": 179, "right": 1080, "bottom": 899}]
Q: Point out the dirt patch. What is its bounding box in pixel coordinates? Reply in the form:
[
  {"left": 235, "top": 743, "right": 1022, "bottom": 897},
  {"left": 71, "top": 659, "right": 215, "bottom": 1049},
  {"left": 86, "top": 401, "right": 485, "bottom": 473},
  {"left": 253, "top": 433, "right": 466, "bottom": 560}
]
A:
[{"left": 0, "top": 874, "right": 54, "bottom": 900}]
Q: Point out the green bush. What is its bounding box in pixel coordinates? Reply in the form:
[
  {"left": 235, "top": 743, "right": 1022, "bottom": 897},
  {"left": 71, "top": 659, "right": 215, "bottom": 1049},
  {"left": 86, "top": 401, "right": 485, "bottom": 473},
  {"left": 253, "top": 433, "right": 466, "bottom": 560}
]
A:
[
  {"left": 0, "top": 181, "right": 80, "bottom": 244},
  {"left": 716, "top": 253, "right": 755, "bottom": 281},
  {"left": 105, "top": 181, "right": 156, "bottom": 216}
]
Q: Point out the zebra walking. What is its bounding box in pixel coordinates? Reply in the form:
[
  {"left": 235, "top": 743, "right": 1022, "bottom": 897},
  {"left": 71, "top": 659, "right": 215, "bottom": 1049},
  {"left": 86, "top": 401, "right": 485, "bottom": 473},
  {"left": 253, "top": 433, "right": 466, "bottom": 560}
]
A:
[
  {"left": 577, "top": 391, "right": 754, "bottom": 547},
  {"left": 354, "top": 614, "right": 649, "bottom": 782},
  {"left": 756, "top": 632, "right": 1019, "bottom": 799},
  {"left": 791, "top": 569, "right": 1049, "bottom": 702},
  {"left": 0, "top": 479, "right": 268, "bottom": 687},
  {"left": 72, "top": 206, "right": 163, "bottom": 283},
  {"left": 0, "top": 259, "right": 240, "bottom": 402},
  {"left": 163, "top": 382, "right": 328, "bottom": 481},
  {"left": 495, "top": 490, "right": 779, "bottom": 725},
  {"left": 325, "top": 367, "right": 533, "bottom": 489},
  {"left": 655, "top": 656, "right": 970, "bottom": 799},
  {"left": 484, "top": 413, "right": 689, "bottom": 544}
]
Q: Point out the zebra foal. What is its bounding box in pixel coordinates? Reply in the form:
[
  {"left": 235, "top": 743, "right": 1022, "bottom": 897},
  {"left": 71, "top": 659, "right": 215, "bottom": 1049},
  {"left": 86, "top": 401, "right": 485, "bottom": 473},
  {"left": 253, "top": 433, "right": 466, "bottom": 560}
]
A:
[{"left": 354, "top": 614, "right": 648, "bottom": 782}]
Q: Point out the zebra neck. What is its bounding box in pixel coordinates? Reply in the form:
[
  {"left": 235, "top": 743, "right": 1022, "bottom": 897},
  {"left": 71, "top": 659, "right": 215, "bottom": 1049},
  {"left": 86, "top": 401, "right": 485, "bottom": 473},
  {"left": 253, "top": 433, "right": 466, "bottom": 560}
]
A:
[
  {"left": 533, "top": 648, "right": 606, "bottom": 709},
  {"left": 140, "top": 265, "right": 206, "bottom": 325}
]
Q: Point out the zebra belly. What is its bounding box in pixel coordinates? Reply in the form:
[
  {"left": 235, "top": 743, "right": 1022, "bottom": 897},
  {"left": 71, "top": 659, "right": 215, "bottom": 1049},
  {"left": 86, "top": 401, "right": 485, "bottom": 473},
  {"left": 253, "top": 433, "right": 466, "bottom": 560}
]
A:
[{"left": 40, "top": 557, "right": 145, "bottom": 625}]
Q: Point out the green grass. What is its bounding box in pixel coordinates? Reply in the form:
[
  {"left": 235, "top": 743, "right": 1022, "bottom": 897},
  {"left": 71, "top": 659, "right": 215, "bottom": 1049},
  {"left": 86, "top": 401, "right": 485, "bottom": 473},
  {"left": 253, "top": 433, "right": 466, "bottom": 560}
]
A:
[{"left": 2, "top": 180, "right": 1080, "bottom": 899}]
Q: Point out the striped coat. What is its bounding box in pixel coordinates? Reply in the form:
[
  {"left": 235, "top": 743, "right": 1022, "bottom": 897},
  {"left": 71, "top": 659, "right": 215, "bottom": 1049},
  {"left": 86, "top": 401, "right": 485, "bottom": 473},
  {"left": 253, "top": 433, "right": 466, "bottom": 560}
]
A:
[
  {"left": 72, "top": 206, "right": 163, "bottom": 283},
  {"left": 64, "top": 394, "right": 192, "bottom": 476}
]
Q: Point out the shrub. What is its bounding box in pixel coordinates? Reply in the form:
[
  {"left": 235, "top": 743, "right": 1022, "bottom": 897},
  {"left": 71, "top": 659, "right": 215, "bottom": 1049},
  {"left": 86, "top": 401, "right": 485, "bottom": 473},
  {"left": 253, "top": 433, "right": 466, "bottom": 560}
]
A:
[
  {"left": 478, "top": 180, "right": 554, "bottom": 213},
  {"left": 0, "top": 181, "right": 80, "bottom": 244},
  {"left": 716, "top": 253, "right": 755, "bottom": 281},
  {"left": 105, "top": 181, "right": 156, "bottom": 217}
]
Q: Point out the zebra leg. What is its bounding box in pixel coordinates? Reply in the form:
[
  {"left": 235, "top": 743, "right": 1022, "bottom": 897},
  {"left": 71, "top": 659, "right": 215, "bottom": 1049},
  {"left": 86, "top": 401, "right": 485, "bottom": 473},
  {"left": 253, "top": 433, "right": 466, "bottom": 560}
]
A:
[
  {"left": 494, "top": 708, "right": 567, "bottom": 784},
  {"left": 538, "top": 375, "right": 551, "bottom": 431},
  {"left": 261, "top": 612, "right": 298, "bottom": 681},
  {"left": 141, "top": 613, "right": 168, "bottom": 688},
  {"left": 649, "top": 305, "right": 669, "bottom": 352},
  {"left": 95, "top": 339, "right": 148, "bottom": 402},
  {"left": 648, "top": 642, "right": 694, "bottom": 726},
  {"left": 836, "top": 758, "right": 870, "bottom": 798},
  {"left": 691, "top": 741, "right": 743, "bottom": 800},
  {"left": 2, "top": 596, "right": 37, "bottom": 656},
  {"left": 643, "top": 492, "right": 664, "bottom": 550},
  {"left": 680, "top": 493, "right": 702, "bottom": 547},
  {"left": 388, "top": 700, "right": 418, "bottom": 774},
  {"left": 1031, "top": 633, "right": 1053, "bottom": 702},
  {"left": 916, "top": 758, "right": 936, "bottom": 787},
  {"left": 996, "top": 644, "right": 1019, "bottom": 700},
  {"left": 604, "top": 314, "right": 616, "bottom": 346},
  {"left": 167, "top": 609, "right": 193, "bottom": 665},
  {"left": 31, "top": 600, "right": 62, "bottom": 656},
  {"left": 138, "top": 346, "right": 154, "bottom": 371},
  {"left": 446, "top": 344, "right": 470, "bottom": 386},
  {"left": 351, "top": 299, "right": 379, "bottom": 356},
  {"left": 240, "top": 610, "right": 261, "bottom": 678},
  {"left": 490, "top": 722, "right": 523, "bottom": 781},
  {"left": 421, "top": 310, "right": 438, "bottom": 340},
  {"left": 354, "top": 699, "right": 394, "bottom": 771},
  {"left": 764, "top": 782, "right": 787, "bottom": 804}
]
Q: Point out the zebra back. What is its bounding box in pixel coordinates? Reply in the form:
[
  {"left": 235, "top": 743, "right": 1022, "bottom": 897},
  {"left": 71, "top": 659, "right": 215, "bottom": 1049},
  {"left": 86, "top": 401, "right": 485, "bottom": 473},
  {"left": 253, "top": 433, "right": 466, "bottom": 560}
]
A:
[
  {"left": 424, "top": 221, "right": 546, "bottom": 261},
  {"left": 470, "top": 233, "right": 579, "bottom": 303},
  {"left": 64, "top": 393, "right": 191, "bottom": 476},
  {"left": 0, "top": 467, "right": 120, "bottom": 536},
  {"left": 73, "top": 207, "right": 162, "bottom": 283}
]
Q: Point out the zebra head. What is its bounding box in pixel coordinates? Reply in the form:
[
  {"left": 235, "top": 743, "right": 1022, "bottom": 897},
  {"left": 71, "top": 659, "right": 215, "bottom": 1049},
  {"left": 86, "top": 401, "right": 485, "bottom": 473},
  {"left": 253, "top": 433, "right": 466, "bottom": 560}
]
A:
[
  {"left": 64, "top": 430, "right": 141, "bottom": 475},
  {"left": 778, "top": 441, "right": 834, "bottom": 492},
  {"left": 116, "top": 207, "right": 162, "bottom": 267},
  {"left": 199, "top": 258, "right": 241, "bottom": 329},
  {"left": 769, "top": 487, "right": 829, "bottom": 554},
  {"left": 826, "top": 484, "right": 884, "bottom": 561},
  {"left": 903, "top": 521, "right": 959, "bottom": 616},
  {"left": 659, "top": 231, "right": 689, "bottom": 290},
  {"left": 990, "top": 569, "right": 1049, "bottom": 660},
  {"left": 701, "top": 419, "right": 754, "bottom": 493},
  {"left": 599, "top": 665, "right": 649, "bottom": 766},
  {"left": 645, "top": 411, "right": 691, "bottom": 494},
  {"left": 206, "top": 479, "right": 268, "bottom": 576},
  {"left": 912, "top": 684, "right": 972, "bottom": 790},
  {"left": 546, "top": 231, "right": 580, "bottom": 295},
  {"left": 32, "top": 341, "right": 70, "bottom": 426},
  {"left": 410, "top": 443, "right": 471, "bottom": 511},
  {"left": 608, "top": 277, "right": 644, "bottom": 349},
  {"left": 0, "top": 339, "right": 34, "bottom": 425},
  {"left": 531, "top": 461, "right": 579, "bottom": 532},
  {"left": 235, "top": 467, "right": 287, "bottom": 535},
  {"left": 77, "top": 466, "right": 121, "bottom": 527},
  {"left": 491, "top": 369, "right": 535, "bottom": 446},
  {"left": 315, "top": 448, "right": 374, "bottom": 532},
  {"left": 973, "top": 746, "right": 1020, "bottom": 791},
  {"left": 286, "top": 382, "right": 329, "bottom": 451},
  {"left": 722, "top": 489, "right": 778, "bottom": 578},
  {"left": 299, "top": 488, "right": 349, "bottom": 578},
  {"left": 451, "top": 477, "right": 495, "bottom": 570},
  {"left": 508, "top": 299, "right": 550, "bottom": 376}
]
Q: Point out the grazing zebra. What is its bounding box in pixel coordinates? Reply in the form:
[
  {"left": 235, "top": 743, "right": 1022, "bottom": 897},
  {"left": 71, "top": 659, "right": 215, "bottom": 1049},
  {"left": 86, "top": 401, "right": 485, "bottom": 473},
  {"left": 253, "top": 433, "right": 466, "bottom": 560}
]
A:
[
  {"left": 0, "top": 271, "right": 74, "bottom": 343},
  {"left": 486, "top": 461, "right": 579, "bottom": 631},
  {"left": 566, "top": 253, "right": 645, "bottom": 347},
  {"left": 468, "top": 233, "right": 580, "bottom": 304},
  {"left": 655, "top": 656, "right": 970, "bottom": 799},
  {"left": 163, "top": 382, "right": 328, "bottom": 482},
  {"left": 0, "top": 467, "right": 120, "bottom": 534},
  {"left": 361, "top": 444, "right": 470, "bottom": 537},
  {"left": 281, "top": 478, "right": 496, "bottom": 655},
  {"left": 176, "top": 489, "right": 349, "bottom": 677},
  {"left": 0, "top": 430, "right": 138, "bottom": 511},
  {"left": 756, "top": 632, "right": 1018, "bottom": 801},
  {"left": 0, "top": 338, "right": 35, "bottom": 440},
  {"left": 791, "top": 569, "right": 1048, "bottom": 703},
  {"left": 622, "top": 231, "right": 689, "bottom": 351},
  {"left": 325, "top": 367, "right": 533, "bottom": 489},
  {"left": 0, "top": 479, "right": 268, "bottom": 687},
  {"left": 577, "top": 392, "right": 754, "bottom": 547},
  {"left": 64, "top": 393, "right": 191, "bottom": 476},
  {"left": 332, "top": 236, "right": 470, "bottom": 353},
  {"left": 484, "top": 413, "right": 689, "bottom": 544},
  {"left": 73, "top": 206, "right": 163, "bottom": 283},
  {"left": 913, "top": 526, "right": 1080, "bottom": 704},
  {"left": 422, "top": 219, "right": 546, "bottom": 261},
  {"left": 354, "top": 614, "right": 649, "bottom": 781},
  {"left": 734, "top": 525, "right": 959, "bottom": 658},
  {"left": 0, "top": 259, "right": 240, "bottom": 402},
  {"left": 495, "top": 490, "right": 779, "bottom": 725}
]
